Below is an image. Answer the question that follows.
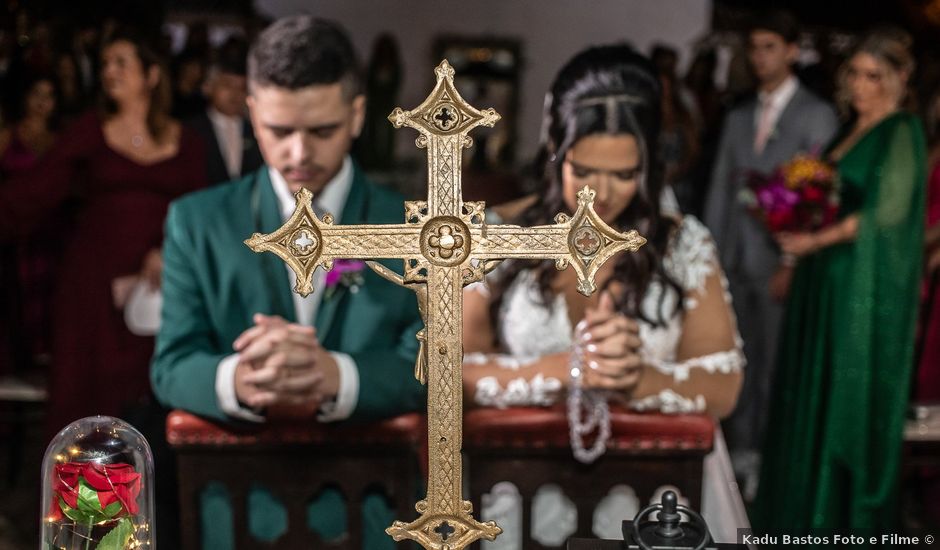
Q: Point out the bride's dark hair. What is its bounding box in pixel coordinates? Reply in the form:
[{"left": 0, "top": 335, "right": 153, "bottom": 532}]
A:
[{"left": 487, "top": 44, "right": 683, "bottom": 343}]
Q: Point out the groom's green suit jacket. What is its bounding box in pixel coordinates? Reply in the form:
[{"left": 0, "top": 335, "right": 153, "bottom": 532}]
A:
[
  {"left": 150, "top": 166, "right": 426, "bottom": 547},
  {"left": 151, "top": 165, "right": 426, "bottom": 421}
]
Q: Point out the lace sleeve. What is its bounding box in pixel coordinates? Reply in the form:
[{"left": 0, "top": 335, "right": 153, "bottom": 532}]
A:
[
  {"left": 463, "top": 273, "right": 569, "bottom": 407},
  {"left": 663, "top": 216, "right": 720, "bottom": 309},
  {"left": 630, "top": 349, "right": 745, "bottom": 416},
  {"left": 630, "top": 218, "right": 745, "bottom": 417},
  {"left": 463, "top": 353, "right": 565, "bottom": 408}
]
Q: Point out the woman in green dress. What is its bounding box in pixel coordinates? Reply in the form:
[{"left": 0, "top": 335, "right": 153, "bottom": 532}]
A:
[{"left": 754, "top": 29, "right": 926, "bottom": 532}]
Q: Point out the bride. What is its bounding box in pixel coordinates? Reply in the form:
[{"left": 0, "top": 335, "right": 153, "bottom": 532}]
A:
[{"left": 462, "top": 45, "right": 747, "bottom": 546}]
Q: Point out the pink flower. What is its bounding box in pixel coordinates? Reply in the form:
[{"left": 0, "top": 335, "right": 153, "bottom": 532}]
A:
[{"left": 324, "top": 260, "right": 366, "bottom": 299}]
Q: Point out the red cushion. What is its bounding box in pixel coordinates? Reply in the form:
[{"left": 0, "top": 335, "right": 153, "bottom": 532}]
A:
[
  {"left": 463, "top": 406, "right": 714, "bottom": 452},
  {"left": 166, "top": 410, "right": 425, "bottom": 448}
]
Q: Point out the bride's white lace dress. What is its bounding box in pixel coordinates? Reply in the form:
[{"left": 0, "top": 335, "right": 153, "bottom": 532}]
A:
[{"left": 465, "top": 216, "right": 750, "bottom": 547}]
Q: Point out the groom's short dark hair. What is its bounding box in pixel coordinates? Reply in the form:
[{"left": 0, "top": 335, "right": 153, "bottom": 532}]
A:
[
  {"left": 749, "top": 10, "right": 800, "bottom": 45},
  {"left": 248, "top": 15, "right": 362, "bottom": 99}
]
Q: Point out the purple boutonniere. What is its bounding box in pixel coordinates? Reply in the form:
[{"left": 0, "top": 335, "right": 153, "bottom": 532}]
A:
[{"left": 324, "top": 260, "right": 366, "bottom": 299}]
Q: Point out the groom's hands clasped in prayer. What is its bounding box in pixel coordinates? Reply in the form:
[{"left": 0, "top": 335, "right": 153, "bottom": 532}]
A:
[{"left": 232, "top": 313, "right": 340, "bottom": 418}]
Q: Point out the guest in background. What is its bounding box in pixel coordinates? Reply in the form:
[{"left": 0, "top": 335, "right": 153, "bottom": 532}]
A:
[
  {"left": 187, "top": 37, "right": 262, "bottom": 185},
  {"left": 722, "top": 37, "right": 756, "bottom": 104},
  {"left": 684, "top": 48, "right": 724, "bottom": 218},
  {"left": 0, "top": 72, "right": 59, "bottom": 176},
  {"left": 703, "top": 10, "right": 838, "bottom": 498},
  {"left": 53, "top": 51, "right": 89, "bottom": 123},
  {"left": 355, "top": 32, "right": 401, "bottom": 171},
  {"left": 462, "top": 45, "right": 745, "bottom": 546},
  {"left": 181, "top": 20, "right": 211, "bottom": 60},
  {"left": 171, "top": 48, "right": 207, "bottom": 120},
  {"left": 20, "top": 21, "right": 54, "bottom": 74},
  {"left": 797, "top": 35, "right": 845, "bottom": 104},
  {"left": 0, "top": 27, "right": 207, "bottom": 433},
  {"left": 684, "top": 48, "right": 723, "bottom": 143},
  {"left": 755, "top": 28, "right": 926, "bottom": 533},
  {"left": 651, "top": 44, "right": 701, "bottom": 215},
  {"left": 0, "top": 72, "right": 60, "bottom": 375},
  {"left": 0, "top": 71, "right": 60, "bottom": 184},
  {"left": 70, "top": 24, "right": 101, "bottom": 97}
]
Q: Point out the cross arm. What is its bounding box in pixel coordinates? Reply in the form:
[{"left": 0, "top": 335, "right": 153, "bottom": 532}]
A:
[
  {"left": 244, "top": 187, "right": 422, "bottom": 296},
  {"left": 467, "top": 187, "right": 646, "bottom": 295}
]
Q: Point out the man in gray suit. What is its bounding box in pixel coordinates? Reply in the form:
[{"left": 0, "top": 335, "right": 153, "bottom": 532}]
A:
[{"left": 703, "top": 11, "right": 838, "bottom": 499}]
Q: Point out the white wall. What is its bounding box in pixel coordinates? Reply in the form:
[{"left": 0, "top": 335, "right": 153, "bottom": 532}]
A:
[{"left": 255, "top": 0, "right": 712, "bottom": 162}]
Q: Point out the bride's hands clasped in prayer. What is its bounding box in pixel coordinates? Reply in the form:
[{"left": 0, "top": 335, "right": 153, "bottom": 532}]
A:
[{"left": 576, "top": 292, "right": 643, "bottom": 394}]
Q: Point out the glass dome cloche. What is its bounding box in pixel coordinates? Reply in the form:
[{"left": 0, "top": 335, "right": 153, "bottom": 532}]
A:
[{"left": 40, "top": 416, "right": 155, "bottom": 549}]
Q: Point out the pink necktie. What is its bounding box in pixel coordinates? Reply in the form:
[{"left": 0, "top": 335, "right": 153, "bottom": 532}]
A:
[
  {"left": 754, "top": 97, "right": 774, "bottom": 154},
  {"left": 224, "top": 119, "right": 242, "bottom": 178}
]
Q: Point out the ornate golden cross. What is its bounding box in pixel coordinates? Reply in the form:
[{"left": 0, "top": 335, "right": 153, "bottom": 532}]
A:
[{"left": 245, "top": 60, "right": 646, "bottom": 550}]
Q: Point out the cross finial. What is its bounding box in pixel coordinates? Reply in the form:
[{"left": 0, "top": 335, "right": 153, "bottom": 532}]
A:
[{"left": 388, "top": 60, "right": 500, "bottom": 139}]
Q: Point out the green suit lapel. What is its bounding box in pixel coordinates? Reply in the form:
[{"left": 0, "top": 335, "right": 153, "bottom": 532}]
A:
[
  {"left": 253, "top": 169, "right": 297, "bottom": 322},
  {"left": 315, "top": 166, "right": 369, "bottom": 340}
]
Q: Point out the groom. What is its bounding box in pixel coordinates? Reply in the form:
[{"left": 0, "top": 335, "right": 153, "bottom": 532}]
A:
[
  {"left": 703, "top": 10, "right": 837, "bottom": 499},
  {"left": 151, "top": 16, "right": 425, "bottom": 549}
]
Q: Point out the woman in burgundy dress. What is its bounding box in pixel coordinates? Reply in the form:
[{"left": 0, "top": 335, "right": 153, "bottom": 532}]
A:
[
  {"left": 0, "top": 28, "right": 206, "bottom": 432},
  {"left": 0, "top": 72, "right": 60, "bottom": 374}
]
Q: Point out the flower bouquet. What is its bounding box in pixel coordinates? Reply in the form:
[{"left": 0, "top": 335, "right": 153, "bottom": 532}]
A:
[{"left": 739, "top": 153, "right": 839, "bottom": 233}]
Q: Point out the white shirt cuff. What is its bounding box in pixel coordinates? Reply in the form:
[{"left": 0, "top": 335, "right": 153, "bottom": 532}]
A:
[
  {"left": 318, "top": 352, "right": 359, "bottom": 422},
  {"left": 215, "top": 353, "right": 265, "bottom": 422}
]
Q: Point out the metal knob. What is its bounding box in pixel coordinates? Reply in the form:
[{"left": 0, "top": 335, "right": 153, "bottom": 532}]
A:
[{"left": 627, "top": 490, "right": 711, "bottom": 550}]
